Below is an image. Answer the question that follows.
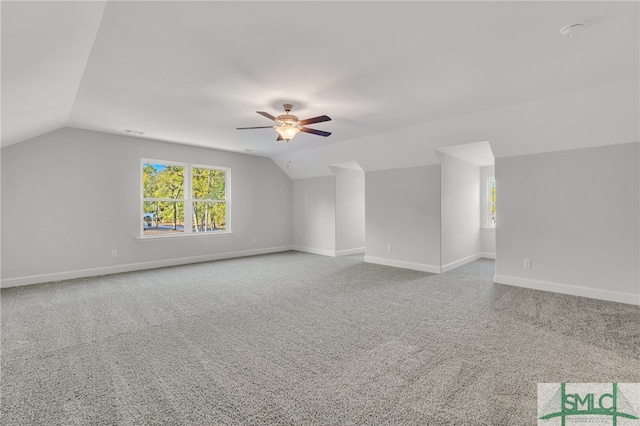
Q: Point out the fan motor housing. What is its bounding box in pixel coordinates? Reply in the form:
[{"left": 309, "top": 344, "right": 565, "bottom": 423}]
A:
[{"left": 276, "top": 114, "right": 299, "bottom": 125}]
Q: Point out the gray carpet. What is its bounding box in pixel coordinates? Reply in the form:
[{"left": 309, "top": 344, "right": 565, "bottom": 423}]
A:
[{"left": 1, "top": 252, "right": 639, "bottom": 425}]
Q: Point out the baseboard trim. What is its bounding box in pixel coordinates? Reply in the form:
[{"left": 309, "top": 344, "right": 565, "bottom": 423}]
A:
[
  {"left": 364, "top": 256, "right": 441, "bottom": 273},
  {"left": 494, "top": 274, "right": 640, "bottom": 306},
  {"left": 1, "top": 246, "right": 293, "bottom": 288},
  {"left": 441, "top": 253, "right": 484, "bottom": 273},
  {"left": 291, "top": 246, "right": 336, "bottom": 257},
  {"left": 335, "top": 247, "right": 365, "bottom": 257},
  {"left": 480, "top": 252, "right": 496, "bottom": 259}
]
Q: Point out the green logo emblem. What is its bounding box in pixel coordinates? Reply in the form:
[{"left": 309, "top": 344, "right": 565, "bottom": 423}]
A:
[{"left": 539, "top": 383, "right": 639, "bottom": 425}]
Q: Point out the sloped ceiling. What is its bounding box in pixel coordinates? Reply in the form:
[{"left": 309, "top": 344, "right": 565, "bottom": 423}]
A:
[
  {"left": 2, "top": 1, "right": 639, "bottom": 167},
  {"left": 437, "top": 142, "right": 494, "bottom": 167},
  {"left": 1, "top": 1, "right": 106, "bottom": 146}
]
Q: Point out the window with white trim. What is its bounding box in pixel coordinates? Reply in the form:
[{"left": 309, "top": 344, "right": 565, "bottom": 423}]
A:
[
  {"left": 487, "top": 176, "right": 496, "bottom": 228},
  {"left": 141, "top": 160, "right": 229, "bottom": 236}
]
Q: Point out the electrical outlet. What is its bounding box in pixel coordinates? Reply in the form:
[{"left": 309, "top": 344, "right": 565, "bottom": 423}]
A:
[
  {"left": 387, "top": 245, "right": 392, "bottom": 252},
  {"left": 523, "top": 259, "right": 531, "bottom": 269},
  {"left": 111, "top": 250, "right": 117, "bottom": 258}
]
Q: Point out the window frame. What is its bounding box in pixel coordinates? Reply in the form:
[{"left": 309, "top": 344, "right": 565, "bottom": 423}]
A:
[
  {"left": 140, "top": 158, "right": 231, "bottom": 239},
  {"left": 486, "top": 176, "right": 496, "bottom": 228}
]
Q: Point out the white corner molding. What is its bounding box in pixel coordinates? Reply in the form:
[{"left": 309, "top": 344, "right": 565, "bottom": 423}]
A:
[
  {"left": 335, "top": 247, "right": 365, "bottom": 257},
  {"left": 364, "top": 256, "right": 441, "bottom": 273},
  {"left": 291, "top": 246, "right": 336, "bottom": 257},
  {"left": 494, "top": 274, "right": 640, "bottom": 306},
  {"left": 441, "top": 253, "right": 484, "bottom": 273},
  {"left": 1, "top": 246, "right": 293, "bottom": 288},
  {"left": 480, "top": 252, "right": 496, "bottom": 259}
]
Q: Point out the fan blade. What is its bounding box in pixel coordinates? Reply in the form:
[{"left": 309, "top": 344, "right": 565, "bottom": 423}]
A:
[
  {"left": 299, "top": 115, "right": 331, "bottom": 126},
  {"left": 277, "top": 135, "right": 284, "bottom": 141},
  {"left": 236, "top": 126, "right": 274, "bottom": 130},
  {"left": 256, "top": 111, "right": 277, "bottom": 121},
  {"left": 300, "top": 127, "right": 331, "bottom": 137}
]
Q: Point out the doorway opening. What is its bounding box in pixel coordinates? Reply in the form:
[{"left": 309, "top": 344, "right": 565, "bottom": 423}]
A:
[{"left": 436, "top": 141, "right": 495, "bottom": 272}]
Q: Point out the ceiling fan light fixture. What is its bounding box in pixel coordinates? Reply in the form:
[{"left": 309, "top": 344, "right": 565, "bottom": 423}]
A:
[
  {"left": 275, "top": 125, "right": 300, "bottom": 141},
  {"left": 237, "top": 103, "right": 331, "bottom": 142}
]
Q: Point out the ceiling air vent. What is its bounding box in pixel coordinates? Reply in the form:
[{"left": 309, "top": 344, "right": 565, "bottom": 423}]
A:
[{"left": 123, "top": 129, "right": 146, "bottom": 135}]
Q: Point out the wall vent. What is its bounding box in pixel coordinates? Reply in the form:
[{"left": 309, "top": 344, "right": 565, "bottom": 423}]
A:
[{"left": 123, "top": 129, "right": 146, "bottom": 135}]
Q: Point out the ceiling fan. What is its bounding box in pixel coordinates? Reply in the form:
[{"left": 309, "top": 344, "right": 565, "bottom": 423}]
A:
[{"left": 237, "top": 104, "right": 331, "bottom": 142}]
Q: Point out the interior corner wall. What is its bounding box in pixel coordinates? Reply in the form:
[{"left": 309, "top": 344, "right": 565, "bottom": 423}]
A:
[
  {"left": 291, "top": 176, "right": 336, "bottom": 256},
  {"left": 495, "top": 142, "right": 640, "bottom": 305},
  {"left": 333, "top": 168, "right": 365, "bottom": 255},
  {"left": 439, "top": 153, "right": 482, "bottom": 271},
  {"left": 480, "top": 165, "right": 496, "bottom": 256},
  {"left": 1, "top": 127, "right": 293, "bottom": 287},
  {"left": 364, "top": 165, "right": 441, "bottom": 272}
]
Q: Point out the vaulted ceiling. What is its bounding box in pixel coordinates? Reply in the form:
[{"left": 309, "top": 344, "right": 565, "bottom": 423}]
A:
[{"left": 2, "top": 1, "right": 638, "bottom": 164}]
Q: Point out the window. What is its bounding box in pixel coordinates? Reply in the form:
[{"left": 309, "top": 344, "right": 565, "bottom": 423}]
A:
[
  {"left": 487, "top": 176, "right": 496, "bottom": 228},
  {"left": 141, "top": 160, "right": 229, "bottom": 236}
]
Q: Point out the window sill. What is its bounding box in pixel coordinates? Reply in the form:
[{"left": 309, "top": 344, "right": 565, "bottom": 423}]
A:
[{"left": 136, "top": 231, "right": 234, "bottom": 242}]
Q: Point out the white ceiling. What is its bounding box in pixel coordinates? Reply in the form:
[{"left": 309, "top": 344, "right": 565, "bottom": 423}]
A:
[
  {"left": 437, "top": 141, "right": 494, "bottom": 167},
  {"left": 2, "top": 1, "right": 639, "bottom": 161},
  {"left": 1, "top": 1, "right": 106, "bottom": 145}
]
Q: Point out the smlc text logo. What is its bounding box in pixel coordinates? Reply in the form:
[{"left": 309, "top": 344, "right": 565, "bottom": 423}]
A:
[{"left": 538, "top": 383, "right": 640, "bottom": 426}]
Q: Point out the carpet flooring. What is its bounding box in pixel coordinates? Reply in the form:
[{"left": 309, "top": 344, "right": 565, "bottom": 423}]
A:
[{"left": 1, "top": 252, "right": 639, "bottom": 425}]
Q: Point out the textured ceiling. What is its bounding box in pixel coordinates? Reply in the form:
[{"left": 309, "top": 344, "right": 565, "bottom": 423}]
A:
[{"left": 2, "top": 1, "right": 638, "bottom": 160}]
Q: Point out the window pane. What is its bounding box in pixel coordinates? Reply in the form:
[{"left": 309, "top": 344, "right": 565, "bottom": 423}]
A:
[
  {"left": 142, "top": 163, "right": 158, "bottom": 198},
  {"left": 143, "top": 163, "right": 184, "bottom": 199},
  {"left": 143, "top": 201, "right": 184, "bottom": 235},
  {"left": 192, "top": 168, "right": 225, "bottom": 200},
  {"left": 192, "top": 201, "right": 226, "bottom": 232}
]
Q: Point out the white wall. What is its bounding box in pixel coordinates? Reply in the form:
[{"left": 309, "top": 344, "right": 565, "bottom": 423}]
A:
[
  {"left": 1, "top": 127, "right": 293, "bottom": 287},
  {"left": 439, "top": 153, "right": 482, "bottom": 271},
  {"left": 291, "top": 176, "right": 336, "bottom": 256},
  {"left": 481, "top": 165, "right": 496, "bottom": 256},
  {"left": 364, "top": 165, "right": 441, "bottom": 272},
  {"left": 495, "top": 142, "right": 640, "bottom": 305},
  {"left": 333, "top": 167, "right": 365, "bottom": 255}
]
